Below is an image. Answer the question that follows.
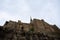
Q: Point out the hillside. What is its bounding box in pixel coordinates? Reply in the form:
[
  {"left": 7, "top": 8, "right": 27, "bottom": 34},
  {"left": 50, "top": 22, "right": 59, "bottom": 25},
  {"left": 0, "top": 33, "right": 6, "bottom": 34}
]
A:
[{"left": 0, "top": 18, "right": 60, "bottom": 40}]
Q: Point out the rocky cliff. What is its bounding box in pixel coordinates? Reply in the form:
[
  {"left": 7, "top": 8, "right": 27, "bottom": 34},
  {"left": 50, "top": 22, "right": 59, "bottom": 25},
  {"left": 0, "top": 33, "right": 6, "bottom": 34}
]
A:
[{"left": 0, "top": 19, "right": 60, "bottom": 40}]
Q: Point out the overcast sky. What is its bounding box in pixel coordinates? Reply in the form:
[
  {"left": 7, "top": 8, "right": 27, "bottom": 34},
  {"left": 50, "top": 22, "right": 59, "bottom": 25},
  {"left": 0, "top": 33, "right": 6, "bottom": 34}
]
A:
[{"left": 0, "top": 0, "right": 60, "bottom": 28}]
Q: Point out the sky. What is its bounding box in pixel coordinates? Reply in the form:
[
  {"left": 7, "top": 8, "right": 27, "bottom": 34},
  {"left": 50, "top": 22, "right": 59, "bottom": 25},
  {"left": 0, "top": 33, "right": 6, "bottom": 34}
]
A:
[{"left": 0, "top": 0, "right": 60, "bottom": 28}]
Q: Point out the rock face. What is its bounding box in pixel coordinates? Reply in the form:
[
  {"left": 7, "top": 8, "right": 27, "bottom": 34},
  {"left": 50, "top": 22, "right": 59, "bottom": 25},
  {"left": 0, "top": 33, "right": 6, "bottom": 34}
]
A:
[{"left": 0, "top": 18, "right": 60, "bottom": 40}]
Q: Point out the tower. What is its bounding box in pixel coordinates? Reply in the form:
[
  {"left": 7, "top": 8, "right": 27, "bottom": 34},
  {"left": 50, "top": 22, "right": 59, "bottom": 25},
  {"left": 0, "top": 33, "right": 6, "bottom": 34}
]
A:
[{"left": 30, "top": 16, "right": 32, "bottom": 22}]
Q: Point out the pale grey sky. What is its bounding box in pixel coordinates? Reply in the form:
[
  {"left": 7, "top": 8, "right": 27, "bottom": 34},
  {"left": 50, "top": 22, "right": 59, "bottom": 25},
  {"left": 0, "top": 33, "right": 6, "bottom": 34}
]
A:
[{"left": 0, "top": 0, "right": 60, "bottom": 28}]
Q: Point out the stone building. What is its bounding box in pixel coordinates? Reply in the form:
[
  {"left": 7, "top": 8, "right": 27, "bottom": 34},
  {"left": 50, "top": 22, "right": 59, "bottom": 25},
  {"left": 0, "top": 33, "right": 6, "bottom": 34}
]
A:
[{"left": 0, "top": 18, "right": 60, "bottom": 40}]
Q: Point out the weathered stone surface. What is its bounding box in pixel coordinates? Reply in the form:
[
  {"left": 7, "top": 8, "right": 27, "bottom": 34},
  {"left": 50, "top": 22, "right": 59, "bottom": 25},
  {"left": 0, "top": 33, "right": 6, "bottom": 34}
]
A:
[{"left": 0, "top": 18, "right": 60, "bottom": 40}]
